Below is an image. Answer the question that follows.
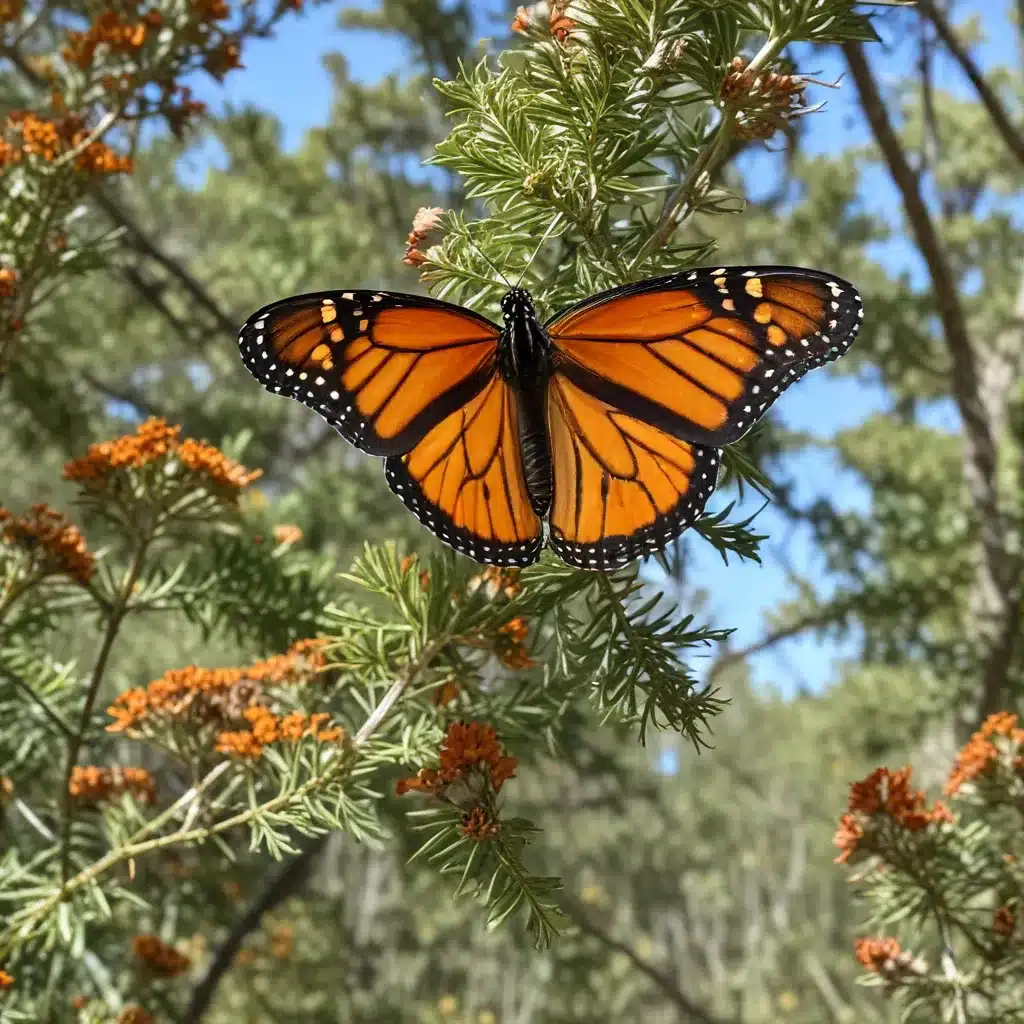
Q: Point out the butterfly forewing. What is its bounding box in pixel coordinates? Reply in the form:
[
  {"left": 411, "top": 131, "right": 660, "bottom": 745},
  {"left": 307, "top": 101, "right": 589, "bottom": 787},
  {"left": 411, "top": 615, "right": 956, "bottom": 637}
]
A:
[
  {"left": 238, "top": 290, "right": 500, "bottom": 456},
  {"left": 545, "top": 266, "right": 863, "bottom": 448},
  {"left": 384, "top": 375, "right": 543, "bottom": 567}
]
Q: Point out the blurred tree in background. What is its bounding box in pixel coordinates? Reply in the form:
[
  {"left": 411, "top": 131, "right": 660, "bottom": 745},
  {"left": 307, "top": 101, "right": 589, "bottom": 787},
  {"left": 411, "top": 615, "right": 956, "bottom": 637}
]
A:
[{"left": 1, "top": 1, "right": 1022, "bottom": 1023}]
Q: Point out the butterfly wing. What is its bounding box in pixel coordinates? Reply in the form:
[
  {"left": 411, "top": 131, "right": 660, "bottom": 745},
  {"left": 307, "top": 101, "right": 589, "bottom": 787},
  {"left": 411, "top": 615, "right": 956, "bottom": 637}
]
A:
[
  {"left": 238, "top": 290, "right": 500, "bottom": 456},
  {"left": 545, "top": 266, "right": 863, "bottom": 447},
  {"left": 385, "top": 374, "right": 543, "bottom": 567},
  {"left": 546, "top": 372, "right": 720, "bottom": 569}
]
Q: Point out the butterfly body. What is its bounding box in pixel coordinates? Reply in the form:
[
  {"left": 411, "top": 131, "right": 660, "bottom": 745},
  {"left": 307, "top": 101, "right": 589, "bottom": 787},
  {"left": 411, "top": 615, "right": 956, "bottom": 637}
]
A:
[{"left": 238, "top": 265, "right": 863, "bottom": 570}]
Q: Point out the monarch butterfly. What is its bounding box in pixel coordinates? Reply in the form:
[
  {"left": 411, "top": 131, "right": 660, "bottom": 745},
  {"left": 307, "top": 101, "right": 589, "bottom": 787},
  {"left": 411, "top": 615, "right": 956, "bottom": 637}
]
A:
[{"left": 238, "top": 265, "right": 862, "bottom": 570}]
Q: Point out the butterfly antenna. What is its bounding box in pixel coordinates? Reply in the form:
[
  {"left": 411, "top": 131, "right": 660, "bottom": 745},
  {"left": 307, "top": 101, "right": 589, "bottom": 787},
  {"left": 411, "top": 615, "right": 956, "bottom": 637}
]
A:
[
  {"left": 515, "top": 213, "right": 563, "bottom": 290},
  {"left": 462, "top": 231, "right": 513, "bottom": 291}
]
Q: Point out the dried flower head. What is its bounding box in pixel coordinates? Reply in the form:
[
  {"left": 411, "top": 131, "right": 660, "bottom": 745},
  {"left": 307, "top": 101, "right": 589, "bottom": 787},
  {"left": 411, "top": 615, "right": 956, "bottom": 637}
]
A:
[
  {"left": 269, "top": 922, "right": 295, "bottom": 960},
  {"left": 511, "top": 5, "right": 531, "bottom": 32},
  {"left": 495, "top": 617, "right": 535, "bottom": 669},
  {"left": 0, "top": 504, "right": 95, "bottom": 584},
  {"left": 946, "top": 711, "right": 1024, "bottom": 795},
  {"left": 468, "top": 565, "right": 523, "bottom": 600},
  {"left": 994, "top": 903, "right": 1017, "bottom": 939},
  {"left": 69, "top": 765, "right": 157, "bottom": 805},
  {"left": 461, "top": 806, "right": 500, "bottom": 841},
  {"left": 118, "top": 1007, "right": 155, "bottom": 1024},
  {"left": 432, "top": 679, "right": 461, "bottom": 706},
  {"left": 0, "top": 775, "right": 12, "bottom": 805},
  {"left": 396, "top": 720, "right": 518, "bottom": 798},
  {"left": 403, "top": 206, "right": 446, "bottom": 267},
  {"left": 131, "top": 934, "right": 190, "bottom": 977}
]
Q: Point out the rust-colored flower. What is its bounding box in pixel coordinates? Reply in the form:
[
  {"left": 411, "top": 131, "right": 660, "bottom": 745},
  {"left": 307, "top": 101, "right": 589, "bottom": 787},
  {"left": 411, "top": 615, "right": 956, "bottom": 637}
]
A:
[
  {"left": 0, "top": 504, "right": 95, "bottom": 584},
  {"left": 118, "top": 1008, "right": 154, "bottom": 1024},
  {"left": 132, "top": 934, "right": 190, "bottom": 977},
  {"left": 854, "top": 937, "right": 901, "bottom": 973},
  {"left": 215, "top": 706, "right": 344, "bottom": 760},
  {"left": 0, "top": 969, "right": 12, "bottom": 988},
  {"left": 461, "top": 806, "right": 500, "bottom": 841},
  {"left": 273, "top": 523, "right": 303, "bottom": 545},
  {"left": 0, "top": 267, "right": 16, "bottom": 299},
  {"left": 495, "top": 617, "right": 535, "bottom": 669},
  {"left": 106, "top": 638, "right": 328, "bottom": 733},
  {"left": 0, "top": 775, "right": 12, "bottom": 805},
  {"left": 511, "top": 5, "right": 531, "bottom": 32},
  {"left": 947, "top": 711, "right": 1024, "bottom": 794},
  {"left": 396, "top": 720, "right": 518, "bottom": 798},
  {"left": 63, "top": 417, "right": 261, "bottom": 493},
  {"left": 69, "top": 765, "right": 157, "bottom": 805},
  {"left": 432, "top": 679, "right": 461, "bottom": 706},
  {"left": 549, "top": 1, "right": 574, "bottom": 43},
  {"left": 204, "top": 40, "right": 243, "bottom": 79},
  {"left": 994, "top": 903, "right": 1017, "bottom": 938},
  {"left": 269, "top": 922, "right": 294, "bottom": 960},
  {"left": 833, "top": 812, "right": 865, "bottom": 864},
  {"left": 71, "top": 995, "right": 88, "bottom": 1010}
]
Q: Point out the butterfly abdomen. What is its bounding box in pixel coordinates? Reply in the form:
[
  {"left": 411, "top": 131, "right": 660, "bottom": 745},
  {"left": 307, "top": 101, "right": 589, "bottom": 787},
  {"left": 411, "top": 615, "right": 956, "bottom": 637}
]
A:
[{"left": 517, "top": 386, "right": 552, "bottom": 516}]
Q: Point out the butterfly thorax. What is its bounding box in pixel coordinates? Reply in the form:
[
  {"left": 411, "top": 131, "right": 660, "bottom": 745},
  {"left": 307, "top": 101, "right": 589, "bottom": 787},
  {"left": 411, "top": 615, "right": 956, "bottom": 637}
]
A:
[{"left": 497, "top": 288, "right": 553, "bottom": 516}]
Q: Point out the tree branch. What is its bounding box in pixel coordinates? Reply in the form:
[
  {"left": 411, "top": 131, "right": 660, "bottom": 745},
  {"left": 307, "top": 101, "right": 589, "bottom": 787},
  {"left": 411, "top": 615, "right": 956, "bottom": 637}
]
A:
[
  {"left": 179, "top": 840, "right": 324, "bottom": 1024},
  {"left": 563, "top": 902, "right": 742, "bottom": 1024},
  {"left": 843, "top": 41, "right": 1020, "bottom": 733},
  {"left": 916, "top": 0, "right": 1024, "bottom": 166}
]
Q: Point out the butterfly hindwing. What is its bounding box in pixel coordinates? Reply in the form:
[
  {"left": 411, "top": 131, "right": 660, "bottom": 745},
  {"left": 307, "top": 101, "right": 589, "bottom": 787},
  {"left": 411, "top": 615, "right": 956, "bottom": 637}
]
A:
[
  {"left": 546, "top": 266, "right": 863, "bottom": 447},
  {"left": 546, "top": 372, "right": 720, "bottom": 570},
  {"left": 384, "top": 374, "right": 543, "bottom": 567},
  {"left": 238, "top": 290, "right": 500, "bottom": 456}
]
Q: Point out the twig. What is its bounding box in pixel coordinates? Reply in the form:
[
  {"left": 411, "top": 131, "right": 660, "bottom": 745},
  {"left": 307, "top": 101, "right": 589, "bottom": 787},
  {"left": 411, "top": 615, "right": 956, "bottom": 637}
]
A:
[
  {"left": 563, "top": 901, "right": 742, "bottom": 1024},
  {"left": 916, "top": 0, "right": 1024, "bottom": 166},
  {"left": 58, "top": 536, "right": 152, "bottom": 882}
]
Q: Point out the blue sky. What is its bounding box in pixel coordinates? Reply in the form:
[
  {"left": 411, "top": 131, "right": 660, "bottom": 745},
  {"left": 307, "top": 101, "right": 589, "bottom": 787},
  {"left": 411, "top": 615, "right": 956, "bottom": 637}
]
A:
[{"left": 182, "top": 0, "right": 1017, "bottom": 699}]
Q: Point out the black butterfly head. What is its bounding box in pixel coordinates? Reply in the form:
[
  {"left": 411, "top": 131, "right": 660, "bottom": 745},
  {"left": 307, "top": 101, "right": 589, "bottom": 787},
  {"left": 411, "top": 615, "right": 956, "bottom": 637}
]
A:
[{"left": 500, "top": 287, "right": 537, "bottom": 324}]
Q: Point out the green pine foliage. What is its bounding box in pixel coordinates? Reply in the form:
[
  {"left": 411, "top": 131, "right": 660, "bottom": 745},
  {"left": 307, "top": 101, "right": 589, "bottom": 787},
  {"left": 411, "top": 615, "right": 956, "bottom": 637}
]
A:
[{"left": 1, "top": 0, "right": 1022, "bottom": 1022}]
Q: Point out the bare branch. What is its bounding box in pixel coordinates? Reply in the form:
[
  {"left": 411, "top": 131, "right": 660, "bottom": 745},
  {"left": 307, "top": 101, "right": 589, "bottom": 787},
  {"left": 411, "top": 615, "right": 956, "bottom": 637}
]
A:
[
  {"left": 916, "top": 0, "right": 1024, "bottom": 166},
  {"left": 562, "top": 902, "right": 743, "bottom": 1024},
  {"left": 843, "top": 42, "right": 1022, "bottom": 731}
]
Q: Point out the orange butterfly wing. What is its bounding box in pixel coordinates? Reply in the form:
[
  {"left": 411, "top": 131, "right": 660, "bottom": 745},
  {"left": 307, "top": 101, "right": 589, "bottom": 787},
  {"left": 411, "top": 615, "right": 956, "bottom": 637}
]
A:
[
  {"left": 546, "top": 266, "right": 863, "bottom": 447},
  {"left": 238, "top": 290, "right": 500, "bottom": 456},
  {"left": 385, "top": 374, "right": 543, "bottom": 566},
  {"left": 546, "top": 374, "right": 719, "bottom": 569}
]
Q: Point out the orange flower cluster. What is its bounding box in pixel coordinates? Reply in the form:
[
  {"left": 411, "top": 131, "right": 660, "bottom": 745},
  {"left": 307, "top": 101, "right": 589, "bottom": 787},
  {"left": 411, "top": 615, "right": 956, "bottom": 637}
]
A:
[
  {"left": 0, "top": 969, "right": 12, "bottom": 988},
  {"left": 402, "top": 206, "right": 445, "bottom": 267},
  {"left": 215, "top": 706, "right": 344, "bottom": 760},
  {"left": 854, "top": 937, "right": 902, "bottom": 973},
  {"left": 69, "top": 765, "right": 157, "bottom": 805},
  {"left": 461, "top": 805, "right": 500, "bottom": 841},
  {"left": 273, "top": 523, "right": 303, "bottom": 545},
  {"left": 1, "top": 112, "right": 133, "bottom": 174},
  {"left": 62, "top": 9, "right": 163, "bottom": 68},
  {"left": 0, "top": 504, "right": 95, "bottom": 584},
  {"left": 946, "top": 711, "right": 1024, "bottom": 795},
  {"left": 396, "top": 720, "right": 518, "bottom": 798},
  {"left": 118, "top": 1008, "right": 154, "bottom": 1024},
  {"left": 432, "top": 678, "right": 461, "bottom": 706},
  {"left": 63, "top": 417, "right": 262, "bottom": 491},
  {"left": 511, "top": 3, "right": 573, "bottom": 43},
  {"left": 0, "top": 267, "right": 15, "bottom": 299},
  {"left": 495, "top": 617, "right": 535, "bottom": 669},
  {"left": 269, "top": 922, "right": 294, "bottom": 960},
  {"left": 106, "top": 638, "right": 329, "bottom": 733},
  {"left": 131, "top": 934, "right": 190, "bottom": 977},
  {"left": 834, "top": 766, "right": 953, "bottom": 864},
  {"left": 994, "top": 903, "right": 1017, "bottom": 938}
]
